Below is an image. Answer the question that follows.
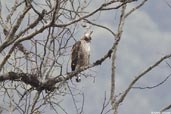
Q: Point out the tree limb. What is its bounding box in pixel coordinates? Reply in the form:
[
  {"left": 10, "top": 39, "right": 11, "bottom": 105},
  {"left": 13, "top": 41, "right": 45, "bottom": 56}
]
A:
[{"left": 116, "top": 54, "right": 171, "bottom": 105}]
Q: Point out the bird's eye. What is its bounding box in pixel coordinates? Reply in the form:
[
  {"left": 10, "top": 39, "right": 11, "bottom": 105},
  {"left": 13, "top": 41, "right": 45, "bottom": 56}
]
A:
[{"left": 84, "top": 37, "right": 91, "bottom": 41}]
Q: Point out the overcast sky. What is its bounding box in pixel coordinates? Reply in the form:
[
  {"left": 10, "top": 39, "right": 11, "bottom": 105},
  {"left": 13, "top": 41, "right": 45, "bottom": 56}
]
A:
[
  {"left": 63, "top": 1, "right": 171, "bottom": 114},
  {"left": 1, "top": 0, "right": 171, "bottom": 114}
]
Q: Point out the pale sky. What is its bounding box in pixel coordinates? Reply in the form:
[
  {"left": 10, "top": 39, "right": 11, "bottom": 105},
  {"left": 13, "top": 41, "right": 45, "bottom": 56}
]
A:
[
  {"left": 1, "top": 0, "right": 171, "bottom": 114},
  {"left": 64, "top": 1, "right": 171, "bottom": 114}
]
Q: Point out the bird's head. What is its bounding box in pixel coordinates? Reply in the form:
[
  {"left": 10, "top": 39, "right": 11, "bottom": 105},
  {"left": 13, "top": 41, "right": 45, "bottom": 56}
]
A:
[{"left": 82, "top": 31, "right": 93, "bottom": 42}]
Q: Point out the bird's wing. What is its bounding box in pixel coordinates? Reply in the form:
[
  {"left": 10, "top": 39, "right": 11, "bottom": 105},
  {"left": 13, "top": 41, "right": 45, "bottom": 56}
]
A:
[{"left": 71, "top": 41, "right": 81, "bottom": 71}]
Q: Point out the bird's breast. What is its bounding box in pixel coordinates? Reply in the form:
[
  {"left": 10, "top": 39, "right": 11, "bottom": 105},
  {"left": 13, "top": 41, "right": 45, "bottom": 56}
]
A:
[{"left": 83, "top": 42, "right": 90, "bottom": 52}]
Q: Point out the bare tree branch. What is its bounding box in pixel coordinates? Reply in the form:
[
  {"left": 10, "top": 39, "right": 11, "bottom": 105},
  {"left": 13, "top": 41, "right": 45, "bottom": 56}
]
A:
[
  {"left": 125, "top": 0, "right": 148, "bottom": 18},
  {"left": 116, "top": 54, "right": 171, "bottom": 105},
  {"left": 164, "top": 0, "right": 171, "bottom": 9},
  {"left": 132, "top": 74, "right": 171, "bottom": 89},
  {"left": 0, "top": 0, "right": 169, "bottom": 114},
  {"left": 160, "top": 104, "right": 171, "bottom": 113}
]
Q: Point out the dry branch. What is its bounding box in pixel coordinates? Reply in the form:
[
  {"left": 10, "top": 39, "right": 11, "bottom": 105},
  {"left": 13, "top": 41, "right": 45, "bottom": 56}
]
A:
[
  {"left": 116, "top": 54, "right": 171, "bottom": 105},
  {"left": 0, "top": 35, "right": 118, "bottom": 92},
  {"left": 160, "top": 104, "right": 171, "bottom": 113}
]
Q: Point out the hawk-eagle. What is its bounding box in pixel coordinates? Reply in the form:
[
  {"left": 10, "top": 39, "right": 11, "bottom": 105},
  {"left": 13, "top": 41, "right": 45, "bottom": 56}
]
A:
[{"left": 71, "top": 31, "right": 93, "bottom": 82}]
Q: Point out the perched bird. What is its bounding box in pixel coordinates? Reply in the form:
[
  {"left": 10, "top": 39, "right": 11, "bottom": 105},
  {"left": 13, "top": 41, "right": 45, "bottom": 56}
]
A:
[{"left": 71, "top": 31, "right": 93, "bottom": 82}]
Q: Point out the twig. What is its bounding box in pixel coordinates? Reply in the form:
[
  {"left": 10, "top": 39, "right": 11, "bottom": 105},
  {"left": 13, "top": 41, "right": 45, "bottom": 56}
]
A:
[
  {"left": 132, "top": 74, "right": 171, "bottom": 89},
  {"left": 30, "top": 91, "right": 41, "bottom": 114},
  {"left": 67, "top": 83, "right": 79, "bottom": 114},
  {"left": 160, "top": 104, "right": 171, "bottom": 113},
  {"left": 164, "top": 0, "right": 171, "bottom": 8},
  {"left": 125, "top": 0, "right": 148, "bottom": 18},
  {"left": 116, "top": 54, "right": 171, "bottom": 105},
  {"left": 85, "top": 19, "right": 116, "bottom": 37}
]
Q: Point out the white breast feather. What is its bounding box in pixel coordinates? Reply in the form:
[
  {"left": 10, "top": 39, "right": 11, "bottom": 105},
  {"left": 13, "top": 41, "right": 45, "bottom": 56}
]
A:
[{"left": 83, "top": 42, "right": 90, "bottom": 53}]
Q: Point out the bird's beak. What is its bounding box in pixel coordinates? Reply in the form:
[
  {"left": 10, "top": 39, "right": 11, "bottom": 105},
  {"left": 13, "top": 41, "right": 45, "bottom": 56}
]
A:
[{"left": 89, "top": 31, "right": 93, "bottom": 41}]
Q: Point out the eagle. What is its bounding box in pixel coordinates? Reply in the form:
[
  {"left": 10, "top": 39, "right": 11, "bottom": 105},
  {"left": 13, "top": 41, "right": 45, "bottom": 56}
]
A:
[{"left": 71, "top": 31, "right": 93, "bottom": 82}]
